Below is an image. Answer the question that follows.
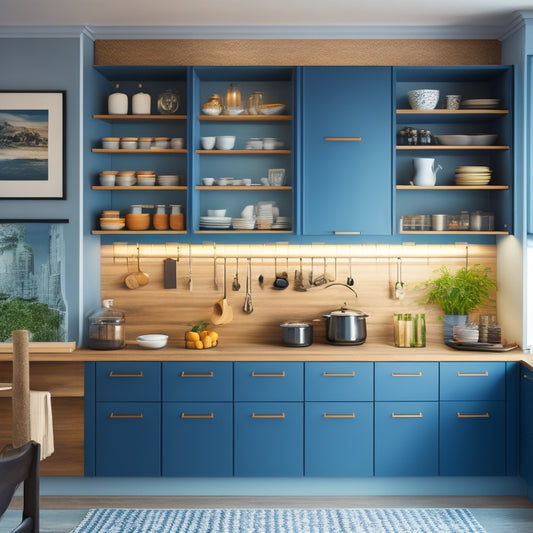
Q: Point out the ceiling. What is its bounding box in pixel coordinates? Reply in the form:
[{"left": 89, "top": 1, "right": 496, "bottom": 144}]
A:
[{"left": 0, "top": 0, "right": 531, "bottom": 31}]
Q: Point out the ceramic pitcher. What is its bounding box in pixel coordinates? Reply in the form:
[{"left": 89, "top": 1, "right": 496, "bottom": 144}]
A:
[{"left": 412, "top": 157, "right": 442, "bottom": 186}]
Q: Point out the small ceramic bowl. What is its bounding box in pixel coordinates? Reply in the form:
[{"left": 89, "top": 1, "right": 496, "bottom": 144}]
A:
[
  {"left": 407, "top": 89, "right": 440, "bottom": 110},
  {"left": 153, "top": 137, "right": 170, "bottom": 149},
  {"left": 120, "top": 137, "right": 138, "bottom": 149},
  {"left": 102, "top": 137, "right": 120, "bottom": 149},
  {"left": 157, "top": 174, "right": 180, "bottom": 186},
  {"left": 116, "top": 175, "right": 137, "bottom": 186},
  {"left": 208, "top": 209, "right": 227, "bottom": 217},
  {"left": 215, "top": 178, "right": 232, "bottom": 186},
  {"left": 99, "top": 175, "right": 116, "bottom": 186},
  {"left": 170, "top": 137, "right": 184, "bottom": 149},
  {"left": 200, "top": 136, "right": 216, "bottom": 150},
  {"left": 99, "top": 218, "right": 125, "bottom": 231},
  {"left": 136, "top": 334, "right": 168, "bottom": 349},
  {"left": 136, "top": 175, "right": 156, "bottom": 186},
  {"left": 101, "top": 210, "right": 120, "bottom": 218},
  {"left": 215, "top": 135, "right": 236, "bottom": 150},
  {"left": 202, "top": 177, "right": 215, "bottom": 186},
  {"left": 138, "top": 137, "right": 153, "bottom": 149}
]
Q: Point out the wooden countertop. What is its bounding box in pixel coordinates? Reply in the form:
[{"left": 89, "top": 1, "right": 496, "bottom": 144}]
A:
[{"left": 1, "top": 341, "right": 531, "bottom": 368}]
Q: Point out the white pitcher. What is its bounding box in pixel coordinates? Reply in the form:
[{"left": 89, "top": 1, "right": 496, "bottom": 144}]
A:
[{"left": 412, "top": 157, "right": 442, "bottom": 186}]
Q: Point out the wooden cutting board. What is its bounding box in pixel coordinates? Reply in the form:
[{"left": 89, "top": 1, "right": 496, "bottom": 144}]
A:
[{"left": 0, "top": 342, "right": 77, "bottom": 353}]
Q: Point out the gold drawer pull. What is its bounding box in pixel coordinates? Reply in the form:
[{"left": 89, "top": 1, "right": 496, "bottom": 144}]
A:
[
  {"left": 251, "top": 413, "right": 286, "bottom": 419},
  {"left": 180, "top": 413, "right": 214, "bottom": 419},
  {"left": 457, "top": 371, "right": 489, "bottom": 377},
  {"left": 180, "top": 371, "right": 214, "bottom": 378},
  {"left": 523, "top": 374, "right": 533, "bottom": 381},
  {"left": 109, "top": 371, "right": 144, "bottom": 378},
  {"left": 110, "top": 412, "right": 143, "bottom": 419},
  {"left": 333, "top": 231, "right": 361, "bottom": 235},
  {"left": 392, "top": 372, "right": 422, "bottom": 378},
  {"left": 457, "top": 412, "right": 490, "bottom": 419},
  {"left": 324, "top": 137, "right": 362, "bottom": 142},
  {"left": 323, "top": 413, "right": 355, "bottom": 419},
  {"left": 391, "top": 412, "right": 423, "bottom": 418},
  {"left": 251, "top": 371, "right": 286, "bottom": 378},
  {"left": 323, "top": 372, "right": 355, "bottom": 377}
]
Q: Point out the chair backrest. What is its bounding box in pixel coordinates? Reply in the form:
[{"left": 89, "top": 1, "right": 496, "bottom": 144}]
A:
[{"left": 0, "top": 440, "right": 40, "bottom": 533}]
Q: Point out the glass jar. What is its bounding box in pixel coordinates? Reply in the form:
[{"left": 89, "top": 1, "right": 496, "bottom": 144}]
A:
[
  {"left": 87, "top": 299, "right": 125, "bottom": 350},
  {"left": 157, "top": 89, "right": 180, "bottom": 114},
  {"left": 394, "top": 313, "right": 426, "bottom": 348},
  {"left": 226, "top": 83, "right": 242, "bottom": 112}
]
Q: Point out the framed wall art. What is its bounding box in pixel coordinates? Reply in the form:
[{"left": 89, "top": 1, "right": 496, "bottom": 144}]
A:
[{"left": 0, "top": 91, "right": 65, "bottom": 199}]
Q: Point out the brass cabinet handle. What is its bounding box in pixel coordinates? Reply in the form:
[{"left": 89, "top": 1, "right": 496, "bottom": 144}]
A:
[
  {"left": 523, "top": 374, "right": 533, "bottom": 381},
  {"left": 109, "top": 371, "right": 144, "bottom": 378},
  {"left": 392, "top": 372, "right": 422, "bottom": 378},
  {"left": 322, "top": 372, "right": 355, "bottom": 377},
  {"left": 251, "top": 413, "right": 285, "bottom": 419},
  {"left": 333, "top": 231, "right": 361, "bottom": 235},
  {"left": 109, "top": 412, "right": 143, "bottom": 419},
  {"left": 180, "top": 371, "right": 214, "bottom": 378},
  {"left": 251, "top": 371, "right": 286, "bottom": 378},
  {"left": 391, "top": 412, "right": 423, "bottom": 418},
  {"left": 457, "top": 371, "right": 489, "bottom": 377},
  {"left": 457, "top": 412, "right": 490, "bottom": 419},
  {"left": 180, "top": 413, "right": 214, "bottom": 419},
  {"left": 324, "top": 137, "right": 362, "bottom": 142},
  {"left": 323, "top": 413, "right": 355, "bottom": 419}
]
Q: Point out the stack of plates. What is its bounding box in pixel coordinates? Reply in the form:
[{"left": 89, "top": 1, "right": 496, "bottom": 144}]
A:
[
  {"left": 455, "top": 166, "right": 492, "bottom": 186},
  {"left": 461, "top": 98, "right": 501, "bottom": 109},
  {"left": 453, "top": 324, "right": 479, "bottom": 343},
  {"left": 232, "top": 218, "right": 255, "bottom": 230},
  {"left": 199, "top": 216, "right": 232, "bottom": 230},
  {"left": 272, "top": 216, "right": 291, "bottom": 230},
  {"left": 256, "top": 203, "right": 275, "bottom": 229}
]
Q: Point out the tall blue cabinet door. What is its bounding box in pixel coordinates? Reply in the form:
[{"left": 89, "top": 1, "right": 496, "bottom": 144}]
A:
[
  {"left": 95, "top": 402, "right": 161, "bottom": 476},
  {"left": 305, "top": 401, "right": 373, "bottom": 476},
  {"left": 162, "top": 402, "right": 233, "bottom": 476},
  {"left": 234, "top": 402, "right": 303, "bottom": 476},
  {"left": 302, "top": 67, "right": 392, "bottom": 236},
  {"left": 375, "top": 401, "right": 438, "bottom": 476},
  {"left": 440, "top": 400, "right": 505, "bottom": 475}
]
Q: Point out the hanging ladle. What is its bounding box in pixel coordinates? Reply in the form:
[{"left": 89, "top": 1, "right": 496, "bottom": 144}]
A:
[
  {"left": 211, "top": 258, "right": 233, "bottom": 325},
  {"left": 232, "top": 258, "right": 241, "bottom": 291},
  {"left": 347, "top": 257, "right": 354, "bottom": 286},
  {"left": 243, "top": 258, "right": 253, "bottom": 313}
]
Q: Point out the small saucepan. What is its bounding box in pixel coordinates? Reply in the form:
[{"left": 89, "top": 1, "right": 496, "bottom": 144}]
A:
[{"left": 280, "top": 322, "right": 313, "bottom": 347}]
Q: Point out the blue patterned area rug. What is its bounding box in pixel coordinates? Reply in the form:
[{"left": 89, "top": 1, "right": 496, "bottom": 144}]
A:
[{"left": 69, "top": 508, "right": 487, "bottom": 532}]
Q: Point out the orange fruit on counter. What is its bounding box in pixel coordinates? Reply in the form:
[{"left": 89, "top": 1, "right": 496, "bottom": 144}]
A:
[
  {"left": 208, "top": 331, "right": 218, "bottom": 342},
  {"left": 202, "top": 336, "right": 212, "bottom": 348},
  {"left": 186, "top": 340, "right": 197, "bottom": 349},
  {"left": 194, "top": 340, "right": 203, "bottom": 349},
  {"left": 186, "top": 331, "right": 200, "bottom": 342}
]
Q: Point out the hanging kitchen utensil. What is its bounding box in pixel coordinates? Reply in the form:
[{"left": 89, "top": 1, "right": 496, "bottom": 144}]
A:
[
  {"left": 243, "top": 258, "right": 253, "bottom": 313},
  {"left": 163, "top": 258, "right": 177, "bottom": 289},
  {"left": 394, "top": 257, "right": 405, "bottom": 300},
  {"left": 347, "top": 257, "right": 354, "bottom": 286},
  {"left": 232, "top": 258, "right": 241, "bottom": 291},
  {"left": 294, "top": 257, "right": 306, "bottom": 291},
  {"left": 211, "top": 258, "right": 233, "bottom": 325},
  {"left": 124, "top": 245, "right": 149, "bottom": 289},
  {"left": 273, "top": 257, "right": 289, "bottom": 289},
  {"left": 312, "top": 257, "right": 329, "bottom": 286},
  {"left": 212, "top": 244, "right": 218, "bottom": 291},
  {"left": 188, "top": 244, "right": 193, "bottom": 291}
]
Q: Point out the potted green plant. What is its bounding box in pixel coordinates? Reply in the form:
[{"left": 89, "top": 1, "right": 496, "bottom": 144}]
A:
[{"left": 419, "top": 264, "right": 496, "bottom": 341}]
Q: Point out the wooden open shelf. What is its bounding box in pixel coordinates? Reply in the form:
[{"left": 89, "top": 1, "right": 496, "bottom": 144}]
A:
[
  {"left": 93, "top": 114, "right": 187, "bottom": 121},
  {"left": 396, "top": 185, "right": 509, "bottom": 190},
  {"left": 198, "top": 115, "right": 292, "bottom": 121}
]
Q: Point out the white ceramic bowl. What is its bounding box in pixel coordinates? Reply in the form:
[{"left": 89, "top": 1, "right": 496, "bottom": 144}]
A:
[
  {"left": 157, "top": 174, "right": 180, "bottom": 186},
  {"left": 99, "top": 218, "right": 125, "bottom": 231},
  {"left": 434, "top": 134, "right": 471, "bottom": 146},
  {"left": 469, "top": 134, "right": 498, "bottom": 146},
  {"left": 120, "top": 138, "right": 138, "bottom": 149},
  {"left": 136, "top": 176, "right": 156, "bottom": 186},
  {"left": 202, "top": 177, "right": 215, "bottom": 186},
  {"left": 200, "top": 136, "right": 216, "bottom": 150},
  {"left": 136, "top": 334, "right": 168, "bottom": 349},
  {"left": 102, "top": 138, "right": 120, "bottom": 149},
  {"left": 153, "top": 137, "right": 170, "bottom": 149},
  {"left": 215, "top": 178, "right": 232, "bottom": 186},
  {"left": 407, "top": 89, "right": 440, "bottom": 110},
  {"left": 215, "top": 135, "right": 236, "bottom": 150},
  {"left": 115, "top": 175, "right": 137, "bottom": 186},
  {"left": 99, "top": 175, "right": 116, "bottom": 186},
  {"left": 208, "top": 209, "right": 227, "bottom": 217},
  {"left": 170, "top": 137, "right": 184, "bottom": 149}
]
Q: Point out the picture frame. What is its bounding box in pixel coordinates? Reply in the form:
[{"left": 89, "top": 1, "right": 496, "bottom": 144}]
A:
[{"left": 0, "top": 91, "right": 65, "bottom": 199}]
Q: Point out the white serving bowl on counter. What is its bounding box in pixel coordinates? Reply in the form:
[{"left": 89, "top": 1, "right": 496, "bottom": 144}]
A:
[{"left": 136, "top": 334, "right": 168, "bottom": 349}]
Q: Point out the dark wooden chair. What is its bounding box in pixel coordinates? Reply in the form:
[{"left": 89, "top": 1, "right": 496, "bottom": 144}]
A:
[{"left": 0, "top": 440, "right": 40, "bottom": 533}]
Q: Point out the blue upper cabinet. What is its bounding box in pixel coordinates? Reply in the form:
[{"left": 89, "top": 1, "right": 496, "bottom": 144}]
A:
[{"left": 301, "top": 67, "right": 392, "bottom": 236}]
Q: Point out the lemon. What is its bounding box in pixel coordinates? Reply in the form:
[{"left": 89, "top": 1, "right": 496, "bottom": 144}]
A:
[{"left": 194, "top": 340, "right": 204, "bottom": 349}]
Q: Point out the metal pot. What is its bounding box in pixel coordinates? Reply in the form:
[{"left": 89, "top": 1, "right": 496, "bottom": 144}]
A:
[
  {"left": 323, "top": 307, "right": 368, "bottom": 345},
  {"left": 280, "top": 322, "right": 313, "bottom": 347}
]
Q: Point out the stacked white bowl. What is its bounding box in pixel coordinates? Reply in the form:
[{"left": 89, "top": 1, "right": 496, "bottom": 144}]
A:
[{"left": 215, "top": 136, "right": 236, "bottom": 150}]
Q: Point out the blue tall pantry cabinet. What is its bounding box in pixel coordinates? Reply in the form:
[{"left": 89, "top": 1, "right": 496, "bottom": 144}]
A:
[{"left": 301, "top": 67, "right": 392, "bottom": 236}]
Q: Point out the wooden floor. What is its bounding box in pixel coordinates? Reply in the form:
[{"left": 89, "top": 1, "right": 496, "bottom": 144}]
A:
[{"left": 3, "top": 495, "right": 533, "bottom": 532}]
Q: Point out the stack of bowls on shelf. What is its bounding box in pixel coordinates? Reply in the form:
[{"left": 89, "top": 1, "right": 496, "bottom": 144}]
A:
[
  {"left": 99, "top": 171, "right": 117, "bottom": 186},
  {"left": 116, "top": 171, "right": 137, "bottom": 186},
  {"left": 455, "top": 166, "right": 492, "bottom": 186},
  {"left": 136, "top": 170, "right": 156, "bottom": 186},
  {"left": 99, "top": 210, "right": 125, "bottom": 231},
  {"left": 157, "top": 174, "right": 181, "bottom": 186}
]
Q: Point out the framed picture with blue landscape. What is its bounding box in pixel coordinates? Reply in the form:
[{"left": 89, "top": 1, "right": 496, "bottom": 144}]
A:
[{"left": 0, "top": 91, "right": 65, "bottom": 198}]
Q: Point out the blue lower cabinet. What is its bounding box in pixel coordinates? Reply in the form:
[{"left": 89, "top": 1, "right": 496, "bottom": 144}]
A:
[
  {"left": 162, "top": 402, "right": 233, "bottom": 476},
  {"left": 95, "top": 402, "right": 161, "bottom": 476},
  {"left": 440, "top": 401, "right": 505, "bottom": 475},
  {"left": 375, "top": 401, "right": 438, "bottom": 476},
  {"left": 305, "top": 401, "right": 373, "bottom": 476},
  {"left": 234, "top": 402, "right": 303, "bottom": 476}
]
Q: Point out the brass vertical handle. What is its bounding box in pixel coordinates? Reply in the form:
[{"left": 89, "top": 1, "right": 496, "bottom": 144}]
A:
[
  {"left": 392, "top": 372, "right": 422, "bottom": 377},
  {"left": 109, "top": 371, "right": 144, "bottom": 378},
  {"left": 324, "top": 137, "right": 362, "bottom": 142},
  {"left": 110, "top": 413, "right": 143, "bottom": 419},
  {"left": 391, "top": 412, "right": 423, "bottom": 418},
  {"left": 180, "top": 371, "right": 214, "bottom": 378},
  {"left": 323, "top": 413, "right": 355, "bottom": 419},
  {"left": 180, "top": 413, "right": 214, "bottom": 419},
  {"left": 522, "top": 374, "right": 533, "bottom": 381},
  {"left": 457, "top": 371, "right": 489, "bottom": 377},
  {"left": 322, "top": 372, "right": 355, "bottom": 377},
  {"left": 457, "top": 412, "right": 490, "bottom": 418},
  {"left": 251, "top": 413, "right": 286, "bottom": 419},
  {"left": 251, "top": 371, "right": 286, "bottom": 377}
]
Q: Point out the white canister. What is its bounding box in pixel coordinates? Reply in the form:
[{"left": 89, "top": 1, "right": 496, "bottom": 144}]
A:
[
  {"left": 108, "top": 84, "right": 128, "bottom": 115},
  {"left": 132, "top": 84, "right": 151, "bottom": 115}
]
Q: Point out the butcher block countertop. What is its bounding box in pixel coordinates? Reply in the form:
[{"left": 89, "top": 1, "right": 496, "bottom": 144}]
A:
[{"left": 1, "top": 341, "right": 531, "bottom": 370}]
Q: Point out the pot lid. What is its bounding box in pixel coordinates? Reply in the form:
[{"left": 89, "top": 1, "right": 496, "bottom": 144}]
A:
[
  {"left": 330, "top": 308, "right": 367, "bottom": 317},
  {"left": 280, "top": 322, "right": 311, "bottom": 328}
]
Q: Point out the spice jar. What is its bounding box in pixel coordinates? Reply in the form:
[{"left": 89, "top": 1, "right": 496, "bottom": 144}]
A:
[
  {"left": 87, "top": 299, "right": 125, "bottom": 350},
  {"left": 153, "top": 205, "right": 169, "bottom": 230},
  {"left": 169, "top": 204, "right": 185, "bottom": 230}
]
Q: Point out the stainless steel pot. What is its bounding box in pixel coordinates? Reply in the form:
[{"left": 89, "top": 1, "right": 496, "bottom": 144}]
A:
[
  {"left": 323, "top": 308, "right": 368, "bottom": 345},
  {"left": 280, "top": 322, "right": 313, "bottom": 347}
]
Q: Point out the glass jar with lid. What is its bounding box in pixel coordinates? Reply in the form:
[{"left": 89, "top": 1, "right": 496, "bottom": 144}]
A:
[{"left": 87, "top": 299, "right": 125, "bottom": 350}]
